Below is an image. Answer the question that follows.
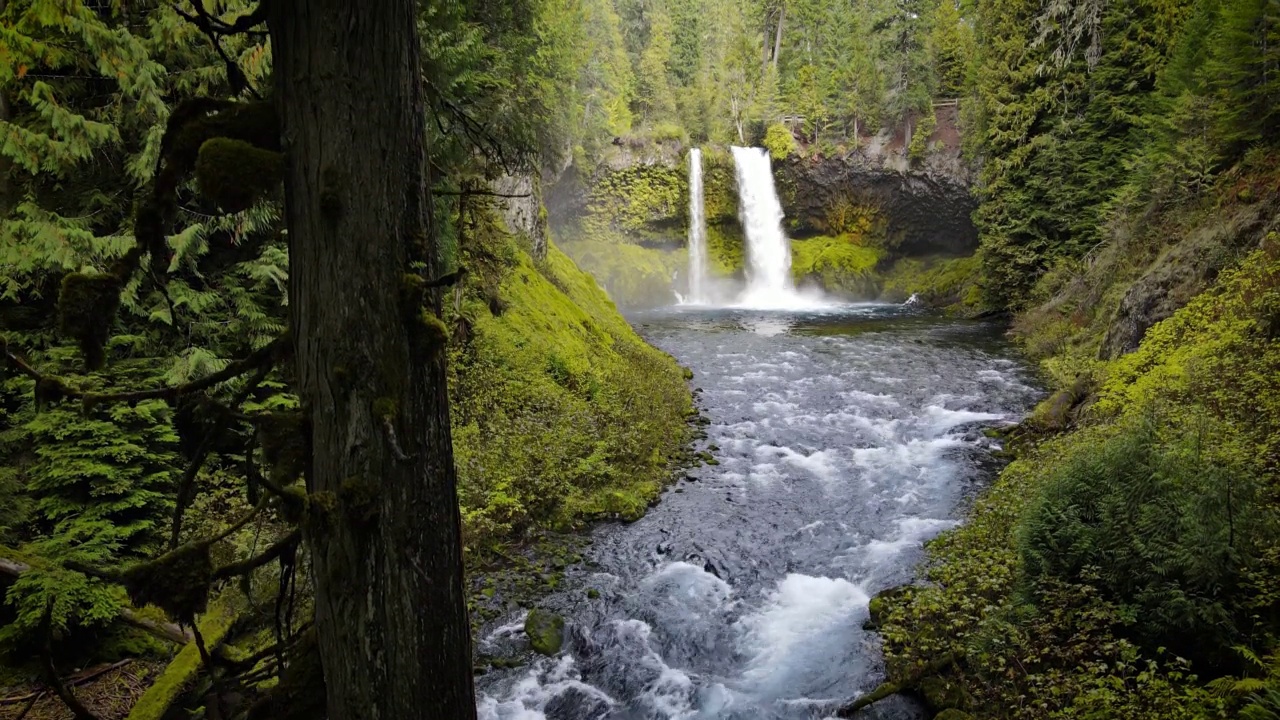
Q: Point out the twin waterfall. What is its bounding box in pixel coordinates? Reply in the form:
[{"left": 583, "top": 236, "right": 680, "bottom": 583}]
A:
[
  {"left": 686, "top": 149, "right": 708, "bottom": 304},
  {"left": 685, "top": 146, "right": 806, "bottom": 308}
]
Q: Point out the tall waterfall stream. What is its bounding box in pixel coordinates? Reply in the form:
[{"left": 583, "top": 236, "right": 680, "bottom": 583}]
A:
[{"left": 476, "top": 306, "right": 1040, "bottom": 720}]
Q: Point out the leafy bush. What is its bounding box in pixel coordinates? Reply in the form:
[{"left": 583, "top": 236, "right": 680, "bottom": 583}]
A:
[
  {"left": 648, "top": 121, "right": 689, "bottom": 144},
  {"left": 1018, "top": 418, "right": 1274, "bottom": 667},
  {"left": 908, "top": 107, "right": 937, "bottom": 162},
  {"left": 762, "top": 123, "right": 797, "bottom": 161}
]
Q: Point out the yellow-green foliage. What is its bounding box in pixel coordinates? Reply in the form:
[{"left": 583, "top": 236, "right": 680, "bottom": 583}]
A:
[
  {"left": 587, "top": 164, "right": 686, "bottom": 238},
  {"left": 908, "top": 107, "right": 937, "bottom": 162},
  {"left": 706, "top": 224, "right": 743, "bottom": 277},
  {"left": 1096, "top": 237, "right": 1280, "bottom": 438},
  {"left": 823, "top": 197, "right": 883, "bottom": 238},
  {"left": 701, "top": 149, "right": 738, "bottom": 225},
  {"left": 558, "top": 235, "right": 685, "bottom": 308},
  {"left": 875, "top": 237, "right": 1280, "bottom": 720},
  {"left": 763, "top": 123, "right": 798, "bottom": 161},
  {"left": 880, "top": 255, "right": 984, "bottom": 313},
  {"left": 789, "top": 235, "right": 883, "bottom": 295},
  {"left": 448, "top": 233, "right": 692, "bottom": 547}
]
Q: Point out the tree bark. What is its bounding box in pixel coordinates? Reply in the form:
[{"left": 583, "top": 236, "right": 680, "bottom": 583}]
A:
[
  {"left": 772, "top": 3, "right": 785, "bottom": 71},
  {"left": 267, "top": 3, "right": 476, "bottom": 720}
]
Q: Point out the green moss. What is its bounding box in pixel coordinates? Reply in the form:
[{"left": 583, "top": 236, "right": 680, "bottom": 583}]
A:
[
  {"left": 524, "top": 608, "right": 565, "bottom": 656},
  {"left": 420, "top": 311, "right": 450, "bottom": 354},
  {"left": 124, "top": 594, "right": 239, "bottom": 720},
  {"left": 121, "top": 542, "right": 214, "bottom": 625},
  {"left": 586, "top": 164, "right": 686, "bottom": 238},
  {"left": 194, "top": 138, "right": 283, "bottom": 214},
  {"left": 705, "top": 224, "right": 744, "bottom": 277},
  {"left": 701, "top": 157, "right": 739, "bottom": 225},
  {"left": 372, "top": 397, "right": 398, "bottom": 419},
  {"left": 789, "top": 235, "right": 883, "bottom": 295},
  {"left": 880, "top": 255, "right": 984, "bottom": 314},
  {"left": 448, "top": 211, "right": 693, "bottom": 547}
]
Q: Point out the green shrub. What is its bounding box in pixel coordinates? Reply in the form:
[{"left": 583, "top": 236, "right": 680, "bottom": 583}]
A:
[
  {"left": 908, "top": 107, "right": 937, "bottom": 162},
  {"left": 1018, "top": 418, "right": 1274, "bottom": 667},
  {"left": 648, "top": 121, "right": 689, "bottom": 144},
  {"left": 763, "top": 123, "right": 797, "bottom": 161}
]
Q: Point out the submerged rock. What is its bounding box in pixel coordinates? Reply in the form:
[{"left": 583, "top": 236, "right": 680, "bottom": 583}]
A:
[{"left": 525, "top": 608, "right": 566, "bottom": 656}]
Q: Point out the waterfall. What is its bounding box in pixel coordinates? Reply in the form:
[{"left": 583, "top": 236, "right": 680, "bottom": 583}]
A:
[
  {"left": 732, "top": 146, "right": 800, "bottom": 306},
  {"left": 687, "top": 148, "right": 709, "bottom": 304}
]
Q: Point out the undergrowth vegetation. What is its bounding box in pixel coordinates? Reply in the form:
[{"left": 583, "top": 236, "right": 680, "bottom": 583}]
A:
[{"left": 877, "top": 235, "right": 1280, "bottom": 718}]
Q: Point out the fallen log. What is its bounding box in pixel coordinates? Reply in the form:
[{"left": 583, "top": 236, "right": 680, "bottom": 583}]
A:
[{"left": 0, "top": 556, "right": 193, "bottom": 646}]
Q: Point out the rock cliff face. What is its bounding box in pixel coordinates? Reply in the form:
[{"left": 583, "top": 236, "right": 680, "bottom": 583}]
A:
[
  {"left": 1100, "top": 196, "right": 1277, "bottom": 358},
  {"left": 775, "top": 106, "right": 977, "bottom": 256},
  {"left": 492, "top": 172, "right": 549, "bottom": 259},
  {"left": 547, "top": 106, "right": 978, "bottom": 260}
]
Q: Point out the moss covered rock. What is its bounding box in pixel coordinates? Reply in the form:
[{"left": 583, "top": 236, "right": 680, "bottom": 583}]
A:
[
  {"left": 934, "top": 710, "right": 974, "bottom": 720},
  {"left": 524, "top": 609, "right": 565, "bottom": 656},
  {"left": 790, "top": 235, "right": 883, "bottom": 296}
]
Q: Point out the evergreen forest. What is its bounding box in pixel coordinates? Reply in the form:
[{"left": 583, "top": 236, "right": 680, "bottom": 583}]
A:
[{"left": 0, "top": 0, "right": 1278, "bottom": 719}]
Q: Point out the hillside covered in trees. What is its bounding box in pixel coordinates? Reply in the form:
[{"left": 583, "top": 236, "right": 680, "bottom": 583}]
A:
[{"left": 1, "top": 0, "right": 1279, "bottom": 719}]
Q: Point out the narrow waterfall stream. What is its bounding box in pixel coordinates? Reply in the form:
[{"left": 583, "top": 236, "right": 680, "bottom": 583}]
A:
[
  {"left": 475, "top": 306, "right": 1040, "bottom": 720},
  {"left": 686, "top": 149, "right": 709, "bottom": 304}
]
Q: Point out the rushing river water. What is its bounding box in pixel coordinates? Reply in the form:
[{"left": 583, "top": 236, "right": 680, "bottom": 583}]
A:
[{"left": 476, "top": 304, "right": 1040, "bottom": 720}]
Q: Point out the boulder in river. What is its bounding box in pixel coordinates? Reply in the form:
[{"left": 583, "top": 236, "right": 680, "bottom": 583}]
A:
[{"left": 525, "top": 608, "right": 566, "bottom": 656}]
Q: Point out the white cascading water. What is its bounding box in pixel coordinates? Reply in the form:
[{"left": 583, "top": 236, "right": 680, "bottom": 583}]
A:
[
  {"left": 686, "top": 148, "right": 709, "bottom": 304},
  {"left": 732, "top": 146, "right": 802, "bottom": 307}
]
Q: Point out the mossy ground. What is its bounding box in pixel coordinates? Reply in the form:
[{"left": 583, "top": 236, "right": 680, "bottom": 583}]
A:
[{"left": 449, "top": 208, "right": 694, "bottom": 549}]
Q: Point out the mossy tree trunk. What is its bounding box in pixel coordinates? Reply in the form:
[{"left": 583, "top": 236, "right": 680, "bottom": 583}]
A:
[{"left": 267, "top": 3, "right": 476, "bottom": 720}]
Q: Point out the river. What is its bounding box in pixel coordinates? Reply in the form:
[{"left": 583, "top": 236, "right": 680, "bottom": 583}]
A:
[{"left": 475, "top": 303, "right": 1039, "bottom": 720}]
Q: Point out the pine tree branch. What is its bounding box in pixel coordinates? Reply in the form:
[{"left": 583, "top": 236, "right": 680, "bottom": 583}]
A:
[
  {"left": 173, "top": 2, "right": 266, "bottom": 98},
  {"left": 211, "top": 530, "right": 300, "bottom": 581},
  {"left": 1, "top": 336, "right": 285, "bottom": 406},
  {"left": 171, "top": 364, "right": 275, "bottom": 548},
  {"left": 0, "top": 557, "right": 194, "bottom": 646}
]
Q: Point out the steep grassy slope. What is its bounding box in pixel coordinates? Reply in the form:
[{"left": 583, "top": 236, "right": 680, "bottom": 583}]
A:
[{"left": 447, "top": 202, "right": 694, "bottom": 549}]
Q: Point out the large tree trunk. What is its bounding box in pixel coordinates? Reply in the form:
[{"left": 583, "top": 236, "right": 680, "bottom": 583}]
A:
[
  {"left": 267, "top": 3, "right": 477, "bottom": 720},
  {"left": 771, "top": 3, "right": 785, "bottom": 71}
]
